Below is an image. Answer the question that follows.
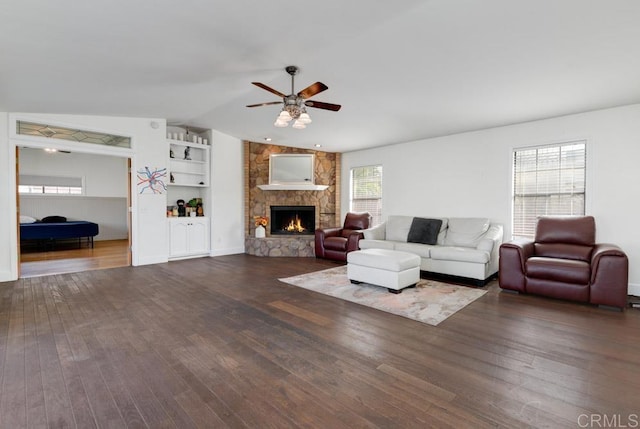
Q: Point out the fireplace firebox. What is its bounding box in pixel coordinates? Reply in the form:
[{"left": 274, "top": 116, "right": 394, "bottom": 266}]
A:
[{"left": 270, "top": 206, "right": 315, "bottom": 235}]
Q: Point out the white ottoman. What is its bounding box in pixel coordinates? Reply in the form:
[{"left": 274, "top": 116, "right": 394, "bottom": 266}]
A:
[{"left": 347, "top": 249, "right": 421, "bottom": 293}]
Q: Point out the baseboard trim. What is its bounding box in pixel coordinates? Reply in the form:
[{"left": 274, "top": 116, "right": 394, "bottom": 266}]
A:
[
  {"left": 0, "top": 269, "right": 18, "bottom": 282},
  {"left": 628, "top": 283, "right": 640, "bottom": 297},
  {"left": 210, "top": 247, "right": 245, "bottom": 257}
]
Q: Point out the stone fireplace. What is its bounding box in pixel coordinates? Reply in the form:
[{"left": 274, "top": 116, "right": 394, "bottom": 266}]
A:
[
  {"left": 244, "top": 141, "right": 341, "bottom": 257},
  {"left": 270, "top": 206, "right": 315, "bottom": 235}
]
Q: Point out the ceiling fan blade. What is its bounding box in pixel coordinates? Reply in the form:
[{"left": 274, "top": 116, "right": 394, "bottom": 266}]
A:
[
  {"left": 305, "top": 100, "right": 342, "bottom": 111},
  {"left": 246, "top": 101, "right": 284, "bottom": 108},
  {"left": 251, "top": 82, "right": 286, "bottom": 98},
  {"left": 297, "top": 82, "right": 328, "bottom": 99}
]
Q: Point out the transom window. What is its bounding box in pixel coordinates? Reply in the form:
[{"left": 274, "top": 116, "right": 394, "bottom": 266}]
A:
[
  {"left": 350, "top": 165, "right": 383, "bottom": 226},
  {"left": 512, "top": 141, "right": 586, "bottom": 238},
  {"left": 16, "top": 121, "right": 131, "bottom": 148}
]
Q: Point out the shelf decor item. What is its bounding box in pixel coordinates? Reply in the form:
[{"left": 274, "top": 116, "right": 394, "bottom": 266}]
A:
[{"left": 254, "top": 215, "right": 268, "bottom": 238}]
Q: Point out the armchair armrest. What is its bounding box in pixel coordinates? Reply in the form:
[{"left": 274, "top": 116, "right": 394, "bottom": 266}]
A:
[
  {"left": 591, "top": 243, "right": 626, "bottom": 261},
  {"left": 346, "top": 231, "right": 365, "bottom": 252},
  {"left": 590, "top": 243, "right": 629, "bottom": 309},
  {"left": 317, "top": 227, "right": 342, "bottom": 239},
  {"left": 501, "top": 238, "right": 534, "bottom": 268},
  {"left": 314, "top": 227, "right": 342, "bottom": 258},
  {"left": 498, "top": 238, "right": 534, "bottom": 292}
]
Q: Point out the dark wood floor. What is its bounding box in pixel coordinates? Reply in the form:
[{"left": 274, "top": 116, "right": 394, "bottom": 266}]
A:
[{"left": 0, "top": 254, "right": 638, "bottom": 428}]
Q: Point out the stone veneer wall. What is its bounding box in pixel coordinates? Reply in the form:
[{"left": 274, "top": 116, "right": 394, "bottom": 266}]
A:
[{"left": 244, "top": 141, "right": 341, "bottom": 256}]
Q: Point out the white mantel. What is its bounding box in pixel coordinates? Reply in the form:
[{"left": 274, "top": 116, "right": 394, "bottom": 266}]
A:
[{"left": 258, "top": 184, "right": 328, "bottom": 191}]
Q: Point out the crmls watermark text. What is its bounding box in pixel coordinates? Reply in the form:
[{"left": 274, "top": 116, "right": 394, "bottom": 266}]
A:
[{"left": 578, "top": 414, "right": 639, "bottom": 428}]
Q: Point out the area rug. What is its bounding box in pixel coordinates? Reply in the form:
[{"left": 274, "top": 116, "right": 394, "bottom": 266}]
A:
[{"left": 279, "top": 266, "right": 487, "bottom": 326}]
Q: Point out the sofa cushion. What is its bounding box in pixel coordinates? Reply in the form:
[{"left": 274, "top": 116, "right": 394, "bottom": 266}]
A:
[
  {"left": 407, "top": 217, "right": 442, "bottom": 245},
  {"left": 430, "top": 246, "right": 490, "bottom": 264},
  {"left": 534, "top": 243, "right": 593, "bottom": 262},
  {"left": 535, "top": 216, "right": 595, "bottom": 246},
  {"left": 344, "top": 212, "right": 371, "bottom": 230},
  {"left": 395, "top": 242, "right": 433, "bottom": 258},
  {"left": 385, "top": 216, "right": 414, "bottom": 242},
  {"left": 444, "top": 218, "right": 490, "bottom": 248},
  {"left": 526, "top": 256, "right": 590, "bottom": 284},
  {"left": 358, "top": 239, "right": 396, "bottom": 251},
  {"left": 363, "top": 222, "right": 386, "bottom": 240}
]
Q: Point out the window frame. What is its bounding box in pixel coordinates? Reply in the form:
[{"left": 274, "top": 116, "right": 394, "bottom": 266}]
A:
[
  {"left": 18, "top": 174, "right": 85, "bottom": 196},
  {"left": 511, "top": 140, "right": 586, "bottom": 239},
  {"left": 349, "top": 164, "right": 383, "bottom": 226}
]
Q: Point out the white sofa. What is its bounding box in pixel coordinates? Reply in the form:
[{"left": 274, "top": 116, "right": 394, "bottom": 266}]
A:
[{"left": 359, "top": 215, "right": 503, "bottom": 285}]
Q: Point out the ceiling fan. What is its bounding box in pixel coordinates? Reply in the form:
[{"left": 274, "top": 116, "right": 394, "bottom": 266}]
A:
[{"left": 247, "top": 65, "right": 341, "bottom": 129}]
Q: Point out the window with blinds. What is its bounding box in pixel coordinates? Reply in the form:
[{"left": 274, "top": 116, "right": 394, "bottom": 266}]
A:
[
  {"left": 512, "top": 141, "right": 586, "bottom": 238},
  {"left": 350, "top": 165, "right": 383, "bottom": 226},
  {"left": 19, "top": 175, "right": 83, "bottom": 195}
]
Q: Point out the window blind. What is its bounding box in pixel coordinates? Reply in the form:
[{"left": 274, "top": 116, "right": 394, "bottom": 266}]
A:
[
  {"left": 512, "top": 141, "right": 586, "bottom": 238},
  {"left": 350, "top": 165, "right": 382, "bottom": 226}
]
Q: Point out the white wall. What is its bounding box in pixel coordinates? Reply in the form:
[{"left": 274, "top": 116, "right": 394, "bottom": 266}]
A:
[
  {"left": 209, "top": 130, "right": 245, "bottom": 256},
  {"left": 0, "top": 113, "right": 18, "bottom": 281},
  {"left": 342, "top": 104, "right": 640, "bottom": 294},
  {"left": 0, "top": 113, "right": 168, "bottom": 281},
  {"left": 0, "top": 113, "right": 246, "bottom": 281},
  {"left": 19, "top": 148, "right": 127, "bottom": 197}
]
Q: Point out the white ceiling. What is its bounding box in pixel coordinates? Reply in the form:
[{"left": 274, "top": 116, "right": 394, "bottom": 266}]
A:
[{"left": 2, "top": 1, "right": 640, "bottom": 153}]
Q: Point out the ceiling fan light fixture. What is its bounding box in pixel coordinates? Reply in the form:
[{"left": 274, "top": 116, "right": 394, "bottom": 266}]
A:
[
  {"left": 249, "top": 65, "right": 341, "bottom": 129},
  {"left": 292, "top": 120, "right": 306, "bottom": 129},
  {"left": 298, "top": 112, "right": 312, "bottom": 124},
  {"left": 278, "top": 110, "right": 293, "bottom": 121}
]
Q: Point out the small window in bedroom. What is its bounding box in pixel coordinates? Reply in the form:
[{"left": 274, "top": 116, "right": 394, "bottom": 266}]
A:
[
  {"left": 512, "top": 141, "right": 586, "bottom": 238},
  {"left": 19, "top": 175, "right": 83, "bottom": 195},
  {"left": 350, "top": 165, "right": 383, "bottom": 226}
]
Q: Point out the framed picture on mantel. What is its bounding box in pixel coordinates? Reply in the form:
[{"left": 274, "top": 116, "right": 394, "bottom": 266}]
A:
[{"left": 269, "top": 154, "right": 315, "bottom": 185}]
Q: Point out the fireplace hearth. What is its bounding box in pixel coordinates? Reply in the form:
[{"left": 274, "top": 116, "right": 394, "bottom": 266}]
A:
[{"left": 270, "top": 206, "right": 315, "bottom": 235}]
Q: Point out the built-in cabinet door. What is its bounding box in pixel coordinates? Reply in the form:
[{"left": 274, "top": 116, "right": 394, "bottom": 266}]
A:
[
  {"left": 168, "top": 217, "right": 209, "bottom": 258},
  {"left": 187, "top": 218, "right": 208, "bottom": 254},
  {"left": 169, "top": 220, "right": 190, "bottom": 256}
]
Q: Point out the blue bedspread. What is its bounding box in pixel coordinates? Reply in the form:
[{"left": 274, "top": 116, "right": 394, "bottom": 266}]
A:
[{"left": 20, "top": 221, "right": 99, "bottom": 241}]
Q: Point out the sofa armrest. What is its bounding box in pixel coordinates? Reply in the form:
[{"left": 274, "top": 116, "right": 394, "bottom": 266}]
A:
[
  {"left": 476, "top": 224, "right": 503, "bottom": 252},
  {"left": 498, "top": 238, "right": 534, "bottom": 292},
  {"left": 590, "top": 243, "right": 628, "bottom": 309},
  {"left": 362, "top": 222, "right": 386, "bottom": 240}
]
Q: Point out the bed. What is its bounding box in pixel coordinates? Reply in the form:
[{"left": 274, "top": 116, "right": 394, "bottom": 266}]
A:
[{"left": 20, "top": 221, "right": 100, "bottom": 249}]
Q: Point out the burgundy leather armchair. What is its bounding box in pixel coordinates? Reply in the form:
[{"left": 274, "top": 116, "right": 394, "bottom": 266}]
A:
[
  {"left": 315, "top": 212, "right": 372, "bottom": 262},
  {"left": 499, "top": 216, "right": 628, "bottom": 309}
]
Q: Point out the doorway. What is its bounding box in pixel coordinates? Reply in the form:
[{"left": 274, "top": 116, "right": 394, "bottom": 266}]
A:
[{"left": 17, "top": 147, "right": 131, "bottom": 278}]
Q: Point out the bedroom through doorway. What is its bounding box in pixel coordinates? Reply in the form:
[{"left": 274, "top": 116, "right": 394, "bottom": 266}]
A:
[{"left": 17, "top": 147, "right": 131, "bottom": 278}]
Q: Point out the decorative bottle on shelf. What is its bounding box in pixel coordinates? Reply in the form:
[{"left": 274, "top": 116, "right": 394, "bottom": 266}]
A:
[{"left": 255, "top": 225, "right": 265, "bottom": 238}]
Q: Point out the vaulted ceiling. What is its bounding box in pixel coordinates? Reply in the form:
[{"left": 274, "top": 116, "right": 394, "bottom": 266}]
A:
[{"left": 2, "top": 1, "right": 640, "bottom": 152}]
